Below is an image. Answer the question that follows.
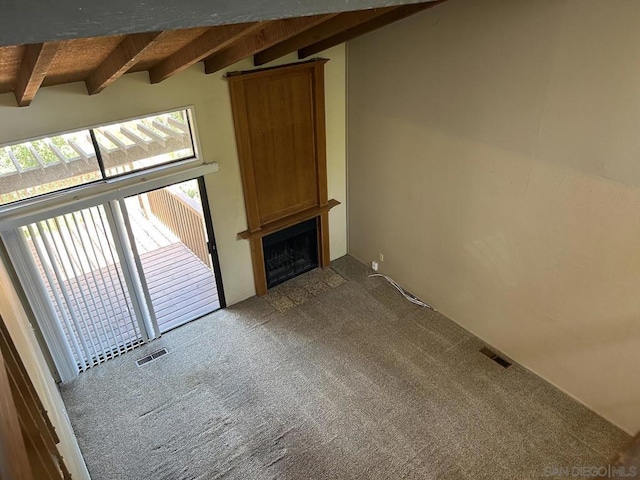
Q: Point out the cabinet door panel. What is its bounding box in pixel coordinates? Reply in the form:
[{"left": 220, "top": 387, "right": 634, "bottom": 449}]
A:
[{"left": 244, "top": 70, "right": 318, "bottom": 224}]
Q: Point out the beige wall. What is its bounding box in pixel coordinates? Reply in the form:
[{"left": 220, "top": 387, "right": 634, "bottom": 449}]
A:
[
  {"left": 0, "top": 45, "right": 347, "bottom": 306},
  {"left": 348, "top": 0, "right": 640, "bottom": 434},
  {"left": 0, "top": 256, "right": 91, "bottom": 479}
]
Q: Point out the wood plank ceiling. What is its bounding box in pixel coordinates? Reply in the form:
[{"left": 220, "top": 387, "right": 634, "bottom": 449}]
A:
[{"left": 0, "top": 2, "right": 443, "bottom": 107}]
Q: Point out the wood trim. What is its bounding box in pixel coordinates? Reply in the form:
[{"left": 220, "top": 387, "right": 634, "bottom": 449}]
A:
[
  {"left": 259, "top": 199, "right": 318, "bottom": 226},
  {"left": 0, "top": 321, "right": 58, "bottom": 449},
  {"left": 250, "top": 238, "right": 268, "bottom": 296},
  {"left": 254, "top": 8, "right": 393, "bottom": 66},
  {"left": 148, "top": 22, "right": 264, "bottom": 84},
  {"left": 203, "top": 15, "right": 333, "bottom": 75},
  {"left": 228, "top": 76, "right": 261, "bottom": 231},
  {"left": 86, "top": 31, "right": 170, "bottom": 95},
  {"left": 238, "top": 199, "right": 339, "bottom": 240},
  {"left": 318, "top": 212, "right": 331, "bottom": 268},
  {"left": 14, "top": 42, "right": 60, "bottom": 107},
  {"left": 0, "top": 316, "right": 70, "bottom": 479},
  {"left": 227, "top": 57, "right": 328, "bottom": 82},
  {"left": 298, "top": 1, "right": 445, "bottom": 59},
  {"left": 312, "top": 61, "right": 328, "bottom": 206},
  {"left": 0, "top": 347, "right": 33, "bottom": 480}
]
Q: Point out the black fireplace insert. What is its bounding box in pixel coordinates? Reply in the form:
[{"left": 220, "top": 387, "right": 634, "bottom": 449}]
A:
[{"left": 262, "top": 218, "right": 319, "bottom": 289}]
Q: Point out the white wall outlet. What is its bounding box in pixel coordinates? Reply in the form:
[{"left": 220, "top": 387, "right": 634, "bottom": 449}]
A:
[
  {"left": 371, "top": 261, "right": 379, "bottom": 271},
  {"left": 379, "top": 253, "right": 384, "bottom": 262}
]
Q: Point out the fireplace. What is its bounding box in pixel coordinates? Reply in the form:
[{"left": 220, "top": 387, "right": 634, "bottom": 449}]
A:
[
  {"left": 231, "top": 61, "right": 340, "bottom": 295},
  {"left": 262, "top": 218, "right": 319, "bottom": 289}
]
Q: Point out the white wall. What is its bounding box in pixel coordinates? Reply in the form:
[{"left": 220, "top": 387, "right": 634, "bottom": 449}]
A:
[
  {"left": 0, "top": 45, "right": 347, "bottom": 306},
  {"left": 348, "top": 0, "right": 640, "bottom": 434}
]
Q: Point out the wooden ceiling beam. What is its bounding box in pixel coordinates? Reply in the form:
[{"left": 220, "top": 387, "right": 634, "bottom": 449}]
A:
[
  {"left": 298, "top": 1, "right": 444, "bottom": 59},
  {"left": 149, "top": 23, "right": 264, "bottom": 84},
  {"left": 13, "top": 42, "right": 60, "bottom": 107},
  {"left": 204, "top": 15, "right": 333, "bottom": 75},
  {"left": 254, "top": 8, "right": 394, "bottom": 66},
  {"left": 86, "top": 32, "right": 170, "bottom": 95}
]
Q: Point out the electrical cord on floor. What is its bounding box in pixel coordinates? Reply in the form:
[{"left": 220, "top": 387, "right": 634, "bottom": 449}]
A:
[{"left": 369, "top": 273, "right": 437, "bottom": 311}]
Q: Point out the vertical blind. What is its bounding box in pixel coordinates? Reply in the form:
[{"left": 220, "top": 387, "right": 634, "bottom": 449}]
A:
[{"left": 23, "top": 205, "right": 144, "bottom": 371}]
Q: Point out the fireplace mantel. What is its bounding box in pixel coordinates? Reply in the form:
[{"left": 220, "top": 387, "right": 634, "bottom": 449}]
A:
[
  {"left": 238, "top": 199, "right": 340, "bottom": 241},
  {"left": 228, "top": 60, "right": 335, "bottom": 296}
]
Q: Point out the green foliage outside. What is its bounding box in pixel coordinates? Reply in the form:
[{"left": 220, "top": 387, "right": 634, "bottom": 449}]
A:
[
  {"left": 177, "top": 183, "right": 200, "bottom": 200},
  {"left": 11, "top": 144, "right": 38, "bottom": 169},
  {"left": 0, "top": 149, "right": 14, "bottom": 175},
  {"left": 32, "top": 140, "right": 60, "bottom": 165},
  {"left": 51, "top": 136, "right": 77, "bottom": 159}
]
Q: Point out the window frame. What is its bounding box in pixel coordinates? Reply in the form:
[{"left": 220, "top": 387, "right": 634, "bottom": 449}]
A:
[{"left": 0, "top": 106, "right": 202, "bottom": 208}]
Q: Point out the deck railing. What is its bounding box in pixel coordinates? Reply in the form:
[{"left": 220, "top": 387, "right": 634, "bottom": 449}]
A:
[{"left": 145, "top": 188, "right": 211, "bottom": 268}]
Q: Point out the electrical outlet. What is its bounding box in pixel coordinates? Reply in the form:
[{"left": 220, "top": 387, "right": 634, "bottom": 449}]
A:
[
  {"left": 379, "top": 253, "right": 384, "bottom": 262},
  {"left": 371, "top": 261, "right": 379, "bottom": 271}
]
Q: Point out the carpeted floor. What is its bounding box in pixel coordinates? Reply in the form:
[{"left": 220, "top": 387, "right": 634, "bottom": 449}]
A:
[{"left": 60, "top": 255, "right": 630, "bottom": 480}]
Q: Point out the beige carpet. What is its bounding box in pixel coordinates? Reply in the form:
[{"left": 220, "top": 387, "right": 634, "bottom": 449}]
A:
[{"left": 60, "top": 255, "right": 629, "bottom": 480}]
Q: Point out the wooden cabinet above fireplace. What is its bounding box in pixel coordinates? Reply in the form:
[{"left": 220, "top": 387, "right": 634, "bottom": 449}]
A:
[{"left": 228, "top": 59, "right": 339, "bottom": 296}]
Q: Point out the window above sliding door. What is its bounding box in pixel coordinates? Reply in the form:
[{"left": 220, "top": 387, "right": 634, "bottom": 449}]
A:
[
  {"left": 0, "top": 129, "right": 102, "bottom": 205},
  {"left": 0, "top": 108, "right": 196, "bottom": 206},
  {"left": 93, "top": 110, "right": 195, "bottom": 177}
]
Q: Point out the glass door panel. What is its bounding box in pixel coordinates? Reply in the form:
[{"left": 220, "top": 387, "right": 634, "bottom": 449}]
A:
[{"left": 122, "top": 179, "right": 221, "bottom": 333}]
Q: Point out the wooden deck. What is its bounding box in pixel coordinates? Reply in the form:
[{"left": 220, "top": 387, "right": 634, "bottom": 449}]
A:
[{"left": 141, "top": 243, "right": 219, "bottom": 332}]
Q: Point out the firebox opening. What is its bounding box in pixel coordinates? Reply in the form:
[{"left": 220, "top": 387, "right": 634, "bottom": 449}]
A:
[{"left": 262, "top": 217, "right": 319, "bottom": 289}]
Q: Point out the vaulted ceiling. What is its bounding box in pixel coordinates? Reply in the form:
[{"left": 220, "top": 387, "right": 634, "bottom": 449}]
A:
[{"left": 0, "top": 2, "right": 444, "bottom": 107}]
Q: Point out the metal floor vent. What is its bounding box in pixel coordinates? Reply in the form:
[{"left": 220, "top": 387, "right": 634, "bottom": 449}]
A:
[
  {"left": 135, "top": 348, "right": 168, "bottom": 367},
  {"left": 479, "top": 347, "right": 512, "bottom": 369}
]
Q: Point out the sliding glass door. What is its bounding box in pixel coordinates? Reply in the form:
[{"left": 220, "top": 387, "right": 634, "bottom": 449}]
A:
[
  {"left": 21, "top": 205, "right": 146, "bottom": 370},
  {"left": 122, "top": 179, "right": 221, "bottom": 333},
  {"left": 3, "top": 177, "right": 223, "bottom": 381}
]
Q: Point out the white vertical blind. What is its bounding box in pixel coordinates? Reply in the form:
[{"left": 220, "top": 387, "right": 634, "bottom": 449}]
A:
[
  {"left": 22, "top": 205, "right": 144, "bottom": 371},
  {"left": 1, "top": 228, "right": 79, "bottom": 381},
  {"left": 104, "top": 201, "right": 157, "bottom": 341}
]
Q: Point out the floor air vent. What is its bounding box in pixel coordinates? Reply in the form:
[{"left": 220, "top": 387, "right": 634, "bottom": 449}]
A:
[
  {"left": 136, "top": 348, "right": 168, "bottom": 367},
  {"left": 479, "top": 347, "right": 512, "bottom": 369}
]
